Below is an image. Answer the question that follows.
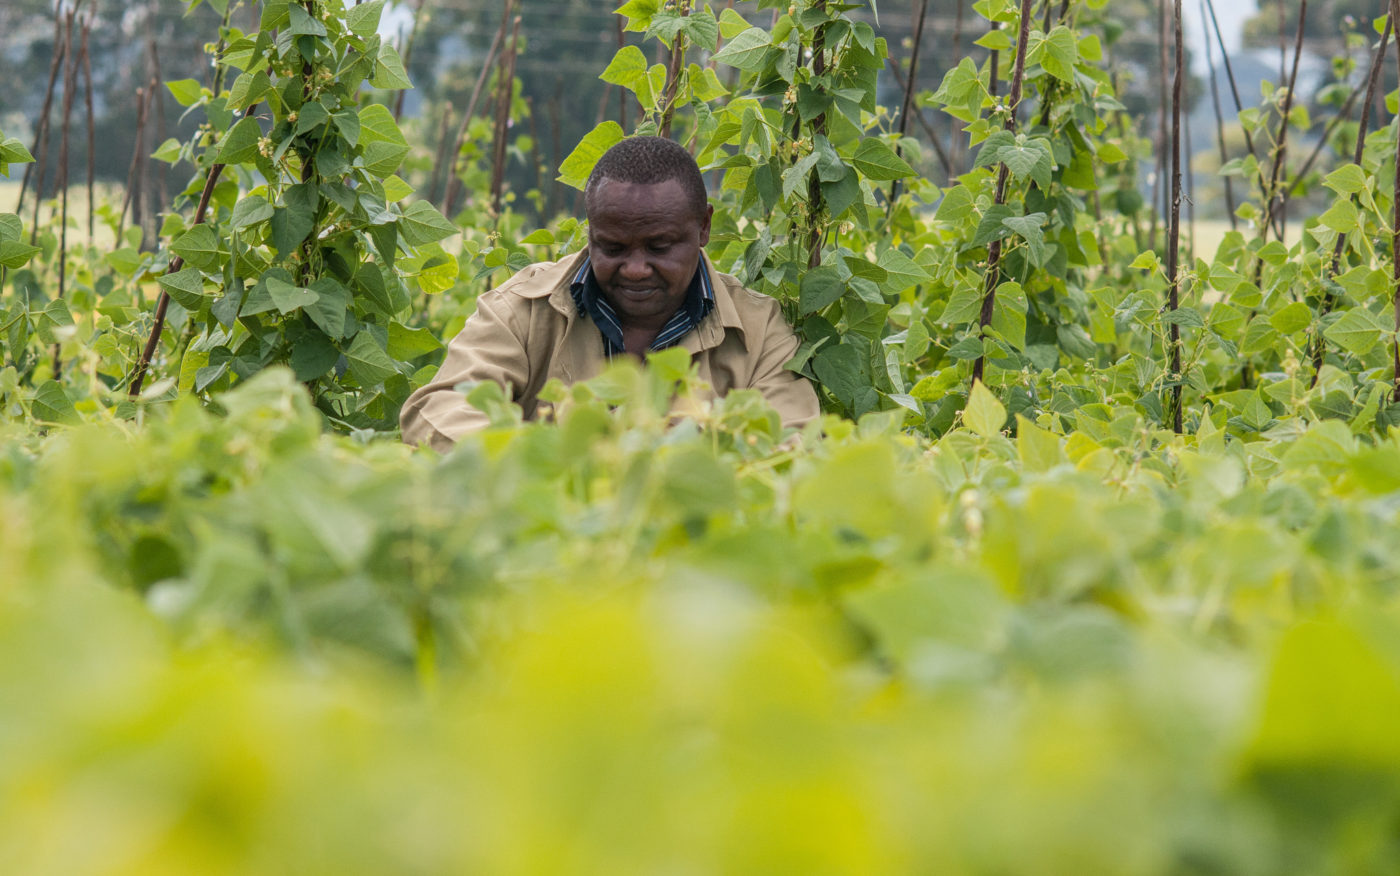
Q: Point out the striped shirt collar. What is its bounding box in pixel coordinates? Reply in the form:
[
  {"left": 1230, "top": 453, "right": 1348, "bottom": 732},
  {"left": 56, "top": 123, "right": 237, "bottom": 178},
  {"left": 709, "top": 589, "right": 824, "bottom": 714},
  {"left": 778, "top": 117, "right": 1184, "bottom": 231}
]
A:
[{"left": 569, "top": 255, "right": 715, "bottom": 357}]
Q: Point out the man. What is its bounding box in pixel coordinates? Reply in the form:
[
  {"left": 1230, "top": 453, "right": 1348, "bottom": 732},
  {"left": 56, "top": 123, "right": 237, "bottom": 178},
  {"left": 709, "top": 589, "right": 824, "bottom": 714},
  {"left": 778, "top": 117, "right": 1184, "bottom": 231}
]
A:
[{"left": 400, "top": 136, "right": 819, "bottom": 450}]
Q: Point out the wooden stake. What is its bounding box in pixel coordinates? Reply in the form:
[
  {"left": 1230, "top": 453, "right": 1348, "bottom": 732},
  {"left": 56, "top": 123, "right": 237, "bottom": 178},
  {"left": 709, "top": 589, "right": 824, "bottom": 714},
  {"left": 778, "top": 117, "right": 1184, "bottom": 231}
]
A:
[
  {"left": 16, "top": 13, "right": 65, "bottom": 215},
  {"left": 490, "top": 16, "right": 521, "bottom": 218},
  {"left": 129, "top": 106, "right": 260, "bottom": 397},
  {"left": 1168, "top": 0, "right": 1184, "bottom": 433},
  {"left": 972, "top": 0, "right": 1034, "bottom": 385},
  {"left": 1312, "top": 17, "right": 1392, "bottom": 384},
  {"left": 441, "top": 0, "right": 512, "bottom": 216}
]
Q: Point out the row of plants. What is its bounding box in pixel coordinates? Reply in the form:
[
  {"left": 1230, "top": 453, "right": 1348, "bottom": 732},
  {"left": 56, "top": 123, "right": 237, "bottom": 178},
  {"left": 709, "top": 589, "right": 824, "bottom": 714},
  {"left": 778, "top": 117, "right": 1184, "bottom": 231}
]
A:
[
  {"left": 4, "top": 360, "right": 1400, "bottom": 871},
  {"left": 0, "top": 0, "right": 1397, "bottom": 446}
]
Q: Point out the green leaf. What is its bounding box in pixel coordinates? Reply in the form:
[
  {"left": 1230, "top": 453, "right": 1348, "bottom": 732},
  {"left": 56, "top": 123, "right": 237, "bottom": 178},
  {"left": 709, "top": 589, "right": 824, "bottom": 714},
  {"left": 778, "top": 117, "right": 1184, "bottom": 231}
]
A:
[
  {"left": 30, "top": 380, "right": 79, "bottom": 425},
  {"left": 1323, "top": 163, "right": 1367, "bottom": 195},
  {"left": 347, "top": 0, "right": 386, "bottom": 40},
  {"left": 850, "top": 138, "right": 917, "bottom": 181},
  {"left": 372, "top": 43, "right": 413, "bottom": 90},
  {"left": 1016, "top": 415, "right": 1064, "bottom": 473},
  {"left": 1269, "top": 301, "right": 1313, "bottom": 335},
  {"left": 711, "top": 27, "right": 773, "bottom": 72},
  {"left": 1324, "top": 306, "right": 1389, "bottom": 355},
  {"left": 231, "top": 195, "right": 274, "bottom": 230},
  {"left": 1029, "top": 25, "right": 1078, "bottom": 83},
  {"left": 0, "top": 239, "right": 41, "bottom": 270},
  {"left": 287, "top": 3, "right": 328, "bottom": 37},
  {"left": 306, "top": 277, "right": 351, "bottom": 338},
  {"left": 345, "top": 331, "right": 398, "bottom": 386},
  {"left": 615, "top": 0, "right": 662, "bottom": 31},
  {"left": 227, "top": 69, "right": 274, "bottom": 111},
  {"left": 387, "top": 321, "right": 444, "bottom": 360},
  {"left": 557, "top": 122, "right": 625, "bottom": 190},
  {"left": 963, "top": 380, "right": 1007, "bottom": 438},
  {"left": 216, "top": 117, "right": 262, "bottom": 165},
  {"left": 166, "top": 78, "right": 205, "bottom": 107},
  {"left": 266, "top": 276, "right": 319, "bottom": 315},
  {"left": 358, "top": 104, "right": 410, "bottom": 176},
  {"left": 601, "top": 46, "right": 653, "bottom": 103},
  {"left": 718, "top": 6, "right": 750, "bottom": 39},
  {"left": 799, "top": 265, "right": 845, "bottom": 314},
  {"left": 270, "top": 183, "right": 318, "bottom": 257},
  {"left": 1002, "top": 212, "right": 1048, "bottom": 267},
  {"left": 877, "top": 249, "right": 932, "bottom": 293},
  {"left": 397, "top": 201, "right": 457, "bottom": 247},
  {"left": 171, "top": 225, "right": 223, "bottom": 271},
  {"left": 158, "top": 267, "right": 209, "bottom": 309},
  {"left": 153, "top": 138, "right": 184, "bottom": 164},
  {"left": 683, "top": 9, "right": 720, "bottom": 52},
  {"left": 291, "top": 330, "right": 340, "bottom": 381},
  {"left": 1319, "top": 198, "right": 1360, "bottom": 234}
]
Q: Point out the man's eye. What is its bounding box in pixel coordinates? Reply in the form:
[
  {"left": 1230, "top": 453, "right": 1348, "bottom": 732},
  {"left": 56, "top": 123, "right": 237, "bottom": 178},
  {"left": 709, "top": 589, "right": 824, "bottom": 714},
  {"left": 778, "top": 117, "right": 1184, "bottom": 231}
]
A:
[{"left": 648, "top": 244, "right": 672, "bottom": 254}]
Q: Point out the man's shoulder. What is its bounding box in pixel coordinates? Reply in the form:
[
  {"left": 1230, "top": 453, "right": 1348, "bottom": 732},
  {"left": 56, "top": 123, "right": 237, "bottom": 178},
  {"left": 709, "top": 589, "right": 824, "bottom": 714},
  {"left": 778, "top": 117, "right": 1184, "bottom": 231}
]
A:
[
  {"left": 488, "top": 251, "right": 587, "bottom": 302},
  {"left": 710, "top": 267, "right": 786, "bottom": 327}
]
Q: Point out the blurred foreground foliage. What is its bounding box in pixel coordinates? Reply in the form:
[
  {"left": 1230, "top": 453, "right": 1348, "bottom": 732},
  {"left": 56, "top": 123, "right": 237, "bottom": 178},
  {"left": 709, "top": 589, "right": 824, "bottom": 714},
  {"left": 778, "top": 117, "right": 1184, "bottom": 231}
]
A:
[{"left": 5, "top": 360, "right": 1400, "bottom": 873}]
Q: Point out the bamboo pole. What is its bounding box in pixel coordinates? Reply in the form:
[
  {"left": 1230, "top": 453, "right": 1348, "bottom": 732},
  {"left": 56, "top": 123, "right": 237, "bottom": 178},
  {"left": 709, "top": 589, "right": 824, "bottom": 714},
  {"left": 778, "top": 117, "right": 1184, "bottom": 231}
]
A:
[
  {"left": 1201, "top": 0, "right": 1235, "bottom": 229},
  {"left": 129, "top": 105, "right": 260, "bottom": 397},
  {"left": 1260, "top": 0, "right": 1307, "bottom": 241},
  {"left": 489, "top": 16, "right": 521, "bottom": 218},
  {"left": 441, "top": 0, "right": 512, "bottom": 216},
  {"left": 805, "top": 1, "right": 829, "bottom": 269},
  {"left": 888, "top": 0, "right": 930, "bottom": 208},
  {"left": 884, "top": 56, "right": 954, "bottom": 182},
  {"left": 16, "top": 13, "right": 65, "bottom": 215},
  {"left": 1390, "top": 0, "right": 1400, "bottom": 402},
  {"left": 81, "top": 12, "right": 95, "bottom": 243},
  {"left": 1311, "top": 17, "right": 1391, "bottom": 384},
  {"left": 1168, "top": 0, "right": 1184, "bottom": 433},
  {"left": 972, "top": 0, "right": 1033, "bottom": 385},
  {"left": 54, "top": 8, "right": 79, "bottom": 378}
]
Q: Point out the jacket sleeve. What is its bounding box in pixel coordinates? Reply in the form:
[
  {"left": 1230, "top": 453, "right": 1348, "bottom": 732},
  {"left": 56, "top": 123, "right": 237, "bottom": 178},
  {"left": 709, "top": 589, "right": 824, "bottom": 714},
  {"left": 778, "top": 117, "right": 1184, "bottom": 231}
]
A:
[
  {"left": 749, "top": 304, "right": 821, "bottom": 431},
  {"left": 399, "top": 290, "right": 531, "bottom": 450}
]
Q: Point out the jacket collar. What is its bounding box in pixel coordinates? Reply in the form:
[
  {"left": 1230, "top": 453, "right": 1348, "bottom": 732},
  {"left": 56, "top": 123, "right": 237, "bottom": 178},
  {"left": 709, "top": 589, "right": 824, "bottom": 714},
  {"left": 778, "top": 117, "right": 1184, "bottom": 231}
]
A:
[{"left": 536, "top": 248, "right": 747, "bottom": 352}]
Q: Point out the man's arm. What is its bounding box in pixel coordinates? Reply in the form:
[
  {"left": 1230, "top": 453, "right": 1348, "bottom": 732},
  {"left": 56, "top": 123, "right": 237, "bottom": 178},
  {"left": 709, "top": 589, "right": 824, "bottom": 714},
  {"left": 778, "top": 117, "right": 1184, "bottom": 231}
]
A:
[
  {"left": 399, "top": 291, "right": 531, "bottom": 450},
  {"left": 748, "top": 305, "right": 821, "bottom": 430}
]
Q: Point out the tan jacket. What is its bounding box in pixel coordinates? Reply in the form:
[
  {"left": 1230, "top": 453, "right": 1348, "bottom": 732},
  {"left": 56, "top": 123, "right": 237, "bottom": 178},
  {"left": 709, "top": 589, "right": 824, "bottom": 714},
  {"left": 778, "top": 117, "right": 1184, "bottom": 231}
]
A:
[{"left": 400, "top": 250, "right": 820, "bottom": 450}]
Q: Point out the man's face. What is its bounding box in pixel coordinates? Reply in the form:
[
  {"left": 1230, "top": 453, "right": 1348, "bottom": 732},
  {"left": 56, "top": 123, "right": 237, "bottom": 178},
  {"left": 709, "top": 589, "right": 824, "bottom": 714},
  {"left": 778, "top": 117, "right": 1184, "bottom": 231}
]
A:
[{"left": 587, "top": 178, "right": 712, "bottom": 329}]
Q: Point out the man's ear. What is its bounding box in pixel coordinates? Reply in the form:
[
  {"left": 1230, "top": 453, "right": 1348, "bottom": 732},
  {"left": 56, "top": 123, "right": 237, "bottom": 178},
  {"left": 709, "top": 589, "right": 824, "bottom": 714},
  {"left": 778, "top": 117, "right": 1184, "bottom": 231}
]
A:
[{"left": 698, "top": 204, "right": 713, "bottom": 247}]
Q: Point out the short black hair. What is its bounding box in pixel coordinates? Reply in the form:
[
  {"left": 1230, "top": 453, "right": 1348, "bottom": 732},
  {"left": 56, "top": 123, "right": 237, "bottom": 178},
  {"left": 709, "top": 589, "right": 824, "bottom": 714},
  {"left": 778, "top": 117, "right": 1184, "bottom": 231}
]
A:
[{"left": 584, "top": 136, "right": 709, "bottom": 221}]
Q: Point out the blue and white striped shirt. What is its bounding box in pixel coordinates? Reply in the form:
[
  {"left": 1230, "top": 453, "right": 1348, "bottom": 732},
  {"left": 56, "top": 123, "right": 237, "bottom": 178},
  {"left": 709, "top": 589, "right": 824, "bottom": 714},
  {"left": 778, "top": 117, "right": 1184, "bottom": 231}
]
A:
[{"left": 569, "top": 256, "right": 716, "bottom": 357}]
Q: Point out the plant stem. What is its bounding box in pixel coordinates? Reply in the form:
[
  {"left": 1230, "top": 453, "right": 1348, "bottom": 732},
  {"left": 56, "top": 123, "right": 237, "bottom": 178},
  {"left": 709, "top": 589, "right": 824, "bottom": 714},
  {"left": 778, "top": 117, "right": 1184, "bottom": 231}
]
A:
[
  {"left": 888, "top": 0, "right": 929, "bottom": 207},
  {"left": 54, "top": 8, "right": 78, "bottom": 379},
  {"left": 805, "top": 0, "right": 829, "bottom": 269},
  {"left": 1259, "top": 0, "right": 1307, "bottom": 241},
  {"left": 1168, "top": 0, "right": 1184, "bottom": 433},
  {"left": 659, "top": 0, "right": 690, "bottom": 139},
  {"left": 118, "top": 86, "right": 152, "bottom": 239},
  {"left": 490, "top": 16, "right": 522, "bottom": 219},
  {"left": 1311, "top": 17, "right": 1391, "bottom": 384},
  {"left": 1203, "top": 0, "right": 1279, "bottom": 239},
  {"left": 1391, "top": 0, "right": 1400, "bottom": 402},
  {"left": 16, "top": 12, "right": 65, "bottom": 216},
  {"left": 1200, "top": 0, "right": 1235, "bottom": 230},
  {"left": 884, "top": 54, "right": 953, "bottom": 182},
  {"left": 81, "top": 13, "right": 95, "bottom": 244},
  {"left": 441, "top": 0, "right": 512, "bottom": 216},
  {"left": 972, "top": 0, "right": 1033, "bottom": 385},
  {"left": 394, "top": 0, "right": 430, "bottom": 121},
  {"left": 129, "top": 106, "right": 259, "bottom": 397}
]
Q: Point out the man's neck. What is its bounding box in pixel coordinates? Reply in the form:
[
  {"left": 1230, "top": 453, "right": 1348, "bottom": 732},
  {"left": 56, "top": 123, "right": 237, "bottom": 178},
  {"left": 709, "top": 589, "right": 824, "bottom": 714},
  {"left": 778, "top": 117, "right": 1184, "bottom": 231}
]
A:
[{"left": 619, "top": 311, "right": 680, "bottom": 356}]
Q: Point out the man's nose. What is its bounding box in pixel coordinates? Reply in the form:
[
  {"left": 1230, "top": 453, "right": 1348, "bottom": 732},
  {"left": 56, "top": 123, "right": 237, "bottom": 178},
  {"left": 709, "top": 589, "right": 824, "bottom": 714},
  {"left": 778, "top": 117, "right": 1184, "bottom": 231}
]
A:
[{"left": 620, "top": 252, "right": 651, "bottom": 279}]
